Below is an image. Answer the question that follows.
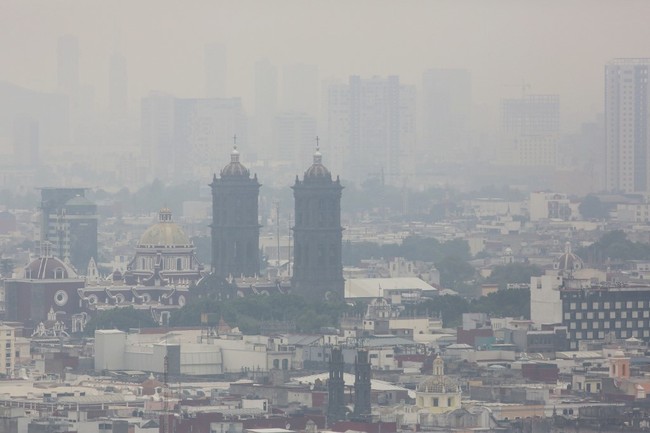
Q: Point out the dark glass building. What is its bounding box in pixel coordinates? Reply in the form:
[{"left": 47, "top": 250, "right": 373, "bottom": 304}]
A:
[
  {"left": 291, "top": 148, "right": 344, "bottom": 300},
  {"left": 210, "top": 147, "right": 260, "bottom": 278},
  {"left": 39, "top": 187, "right": 97, "bottom": 273}
]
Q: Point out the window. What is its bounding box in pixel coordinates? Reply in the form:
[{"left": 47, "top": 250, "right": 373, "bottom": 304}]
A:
[
  {"left": 627, "top": 301, "right": 633, "bottom": 308},
  {"left": 587, "top": 312, "right": 594, "bottom": 319},
  {"left": 594, "top": 322, "right": 599, "bottom": 329},
  {"left": 570, "top": 303, "right": 576, "bottom": 310},
  {"left": 604, "top": 302, "right": 611, "bottom": 309},
  {"left": 610, "top": 312, "right": 616, "bottom": 319},
  {"left": 593, "top": 302, "right": 599, "bottom": 309},
  {"left": 599, "top": 312, "right": 605, "bottom": 319},
  {"left": 576, "top": 312, "right": 583, "bottom": 320},
  {"left": 638, "top": 301, "right": 644, "bottom": 308},
  {"left": 633, "top": 311, "right": 639, "bottom": 318},
  {"left": 616, "top": 302, "right": 622, "bottom": 309},
  {"left": 564, "top": 313, "right": 571, "bottom": 320},
  {"left": 621, "top": 312, "right": 627, "bottom": 319},
  {"left": 433, "top": 398, "right": 439, "bottom": 407}
]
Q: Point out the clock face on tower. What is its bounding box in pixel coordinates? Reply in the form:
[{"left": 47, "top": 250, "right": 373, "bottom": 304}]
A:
[{"left": 54, "top": 290, "right": 68, "bottom": 306}]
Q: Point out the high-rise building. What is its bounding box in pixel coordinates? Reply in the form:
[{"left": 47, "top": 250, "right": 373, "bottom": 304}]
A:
[
  {"left": 57, "top": 34, "right": 79, "bottom": 97},
  {"left": 326, "top": 76, "right": 416, "bottom": 184},
  {"left": 205, "top": 43, "right": 227, "bottom": 98},
  {"left": 141, "top": 92, "right": 175, "bottom": 181},
  {"left": 422, "top": 69, "right": 471, "bottom": 162},
  {"left": 501, "top": 94, "right": 559, "bottom": 167},
  {"left": 12, "top": 116, "right": 39, "bottom": 167},
  {"left": 108, "top": 52, "right": 128, "bottom": 119},
  {"left": 39, "top": 188, "right": 98, "bottom": 273},
  {"left": 605, "top": 59, "right": 650, "bottom": 193},
  {"left": 211, "top": 147, "right": 261, "bottom": 278},
  {"left": 282, "top": 63, "right": 318, "bottom": 117},
  {"left": 291, "top": 148, "right": 344, "bottom": 300},
  {"left": 254, "top": 59, "right": 279, "bottom": 161},
  {"left": 141, "top": 94, "right": 247, "bottom": 181},
  {"left": 273, "top": 112, "right": 317, "bottom": 169}
]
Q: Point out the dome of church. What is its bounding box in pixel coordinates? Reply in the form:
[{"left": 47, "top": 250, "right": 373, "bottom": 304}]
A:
[
  {"left": 304, "top": 148, "right": 332, "bottom": 180},
  {"left": 417, "top": 375, "right": 459, "bottom": 394},
  {"left": 24, "top": 255, "right": 78, "bottom": 280},
  {"left": 417, "top": 356, "right": 459, "bottom": 394},
  {"left": 555, "top": 241, "right": 583, "bottom": 273},
  {"left": 138, "top": 208, "right": 192, "bottom": 248},
  {"left": 221, "top": 146, "right": 250, "bottom": 178}
]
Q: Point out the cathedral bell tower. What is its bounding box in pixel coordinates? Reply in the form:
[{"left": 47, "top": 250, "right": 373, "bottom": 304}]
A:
[
  {"left": 291, "top": 145, "right": 344, "bottom": 300},
  {"left": 210, "top": 145, "right": 261, "bottom": 278}
]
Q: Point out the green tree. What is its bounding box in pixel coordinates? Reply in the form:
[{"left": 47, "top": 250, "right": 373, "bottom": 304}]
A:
[
  {"left": 471, "top": 288, "right": 530, "bottom": 319},
  {"left": 579, "top": 195, "right": 608, "bottom": 220},
  {"left": 436, "top": 256, "right": 476, "bottom": 291},
  {"left": 487, "top": 263, "right": 543, "bottom": 289},
  {"left": 85, "top": 307, "right": 158, "bottom": 335}
]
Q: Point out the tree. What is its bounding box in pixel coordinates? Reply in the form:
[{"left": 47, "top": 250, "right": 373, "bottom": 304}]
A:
[
  {"left": 487, "top": 263, "right": 543, "bottom": 289},
  {"left": 436, "top": 256, "right": 476, "bottom": 291},
  {"left": 579, "top": 195, "right": 608, "bottom": 220},
  {"left": 85, "top": 307, "right": 158, "bottom": 335},
  {"left": 471, "top": 288, "right": 530, "bottom": 319}
]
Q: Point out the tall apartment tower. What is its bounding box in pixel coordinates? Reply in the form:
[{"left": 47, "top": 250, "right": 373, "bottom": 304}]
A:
[
  {"left": 291, "top": 147, "right": 344, "bottom": 300},
  {"left": 211, "top": 147, "right": 261, "bottom": 278},
  {"left": 327, "top": 347, "right": 346, "bottom": 424},
  {"left": 39, "top": 188, "right": 98, "bottom": 273},
  {"left": 326, "top": 76, "right": 416, "bottom": 185},
  {"left": 605, "top": 59, "right": 650, "bottom": 193},
  {"left": 501, "top": 94, "right": 560, "bottom": 167},
  {"left": 352, "top": 349, "right": 372, "bottom": 422},
  {"left": 108, "top": 52, "right": 128, "bottom": 119},
  {"left": 57, "top": 34, "right": 79, "bottom": 97}
]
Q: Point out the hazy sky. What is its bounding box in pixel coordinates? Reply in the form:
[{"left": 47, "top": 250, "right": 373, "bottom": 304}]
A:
[{"left": 2, "top": 0, "right": 650, "bottom": 131}]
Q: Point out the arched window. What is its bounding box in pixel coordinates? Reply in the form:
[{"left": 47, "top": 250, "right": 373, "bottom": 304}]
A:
[
  {"left": 176, "top": 258, "right": 182, "bottom": 270},
  {"left": 141, "top": 258, "right": 146, "bottom": 270},
  {"left": 273, "top": 359, "right": 280, "bottom": 369},
  {"left": 282, "top": 359, "right": 289, "bottom": 370}
]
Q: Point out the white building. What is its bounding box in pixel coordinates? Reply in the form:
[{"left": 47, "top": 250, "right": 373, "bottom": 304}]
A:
[
  {"left": 529, "top": 192, "right": 574, "bottom": 221},
  {"left": 95, "top": 329, "right": 296, "bottom": 375}
]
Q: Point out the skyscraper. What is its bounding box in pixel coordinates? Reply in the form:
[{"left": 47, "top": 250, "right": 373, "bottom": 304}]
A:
[
  {"left": 422, "top": 69, "right": 471, "bottom": 162},
  {"left": 291, "top": 147, "right": 344, "bottom": 300},
  {"left": 281, "top": 63, "right": 318, "bottom": 117},
  {"left": 211, "top": 147, "right": 261, "bottom": 278},
  {"left": 326, "top": 76, "right": 416, "bottom": 184},
  {"left": 57, "top": 35, "right": 79, "bottom": 97},
  {"left": 605, "top": 59, "right": 650, "bottom": 193},
  {"left": 141, "top": 94, "right": 247, "bottom": 182},
  {"left": 205, "top": 43, "right": 227, "bottom": 98},
  {"left": 39, "top": 188, "right": 98, "bottom": 273},
  {"left": 501, "top": 94, "right": 560, "bottom": 167},
  {"left": 108, "top": 52, "right": 128, "bottom": 119},
  {"left": 254, "top": 59, "right": 279, "bottom": 161}
]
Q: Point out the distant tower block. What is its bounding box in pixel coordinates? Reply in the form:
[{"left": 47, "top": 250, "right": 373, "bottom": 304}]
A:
[
  {"left": 210, "top": 145, "right": 261, "bottom": 278},
  {"left": 327, "top": 347, "right": 346, "bottom": 424},
  {"left": 352, "top": 349, "right": 372, "bottom": 422},
  {"left": 291, "top": 145, "right": 344, "bottom": 299}
]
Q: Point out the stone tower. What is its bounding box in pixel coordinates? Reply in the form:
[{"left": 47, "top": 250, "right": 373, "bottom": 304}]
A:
[
  {"left": 291, "top": 146, "right": 344, "bottom": 299},
  {"left": 353, "top": 349, "right": 372, "bottom": 422},
  {"left": 211, "top": 146, "right": 261, "bottom": 278},
  {"left": 327, "top": 347, "right": 346, "bottom": 424}
]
